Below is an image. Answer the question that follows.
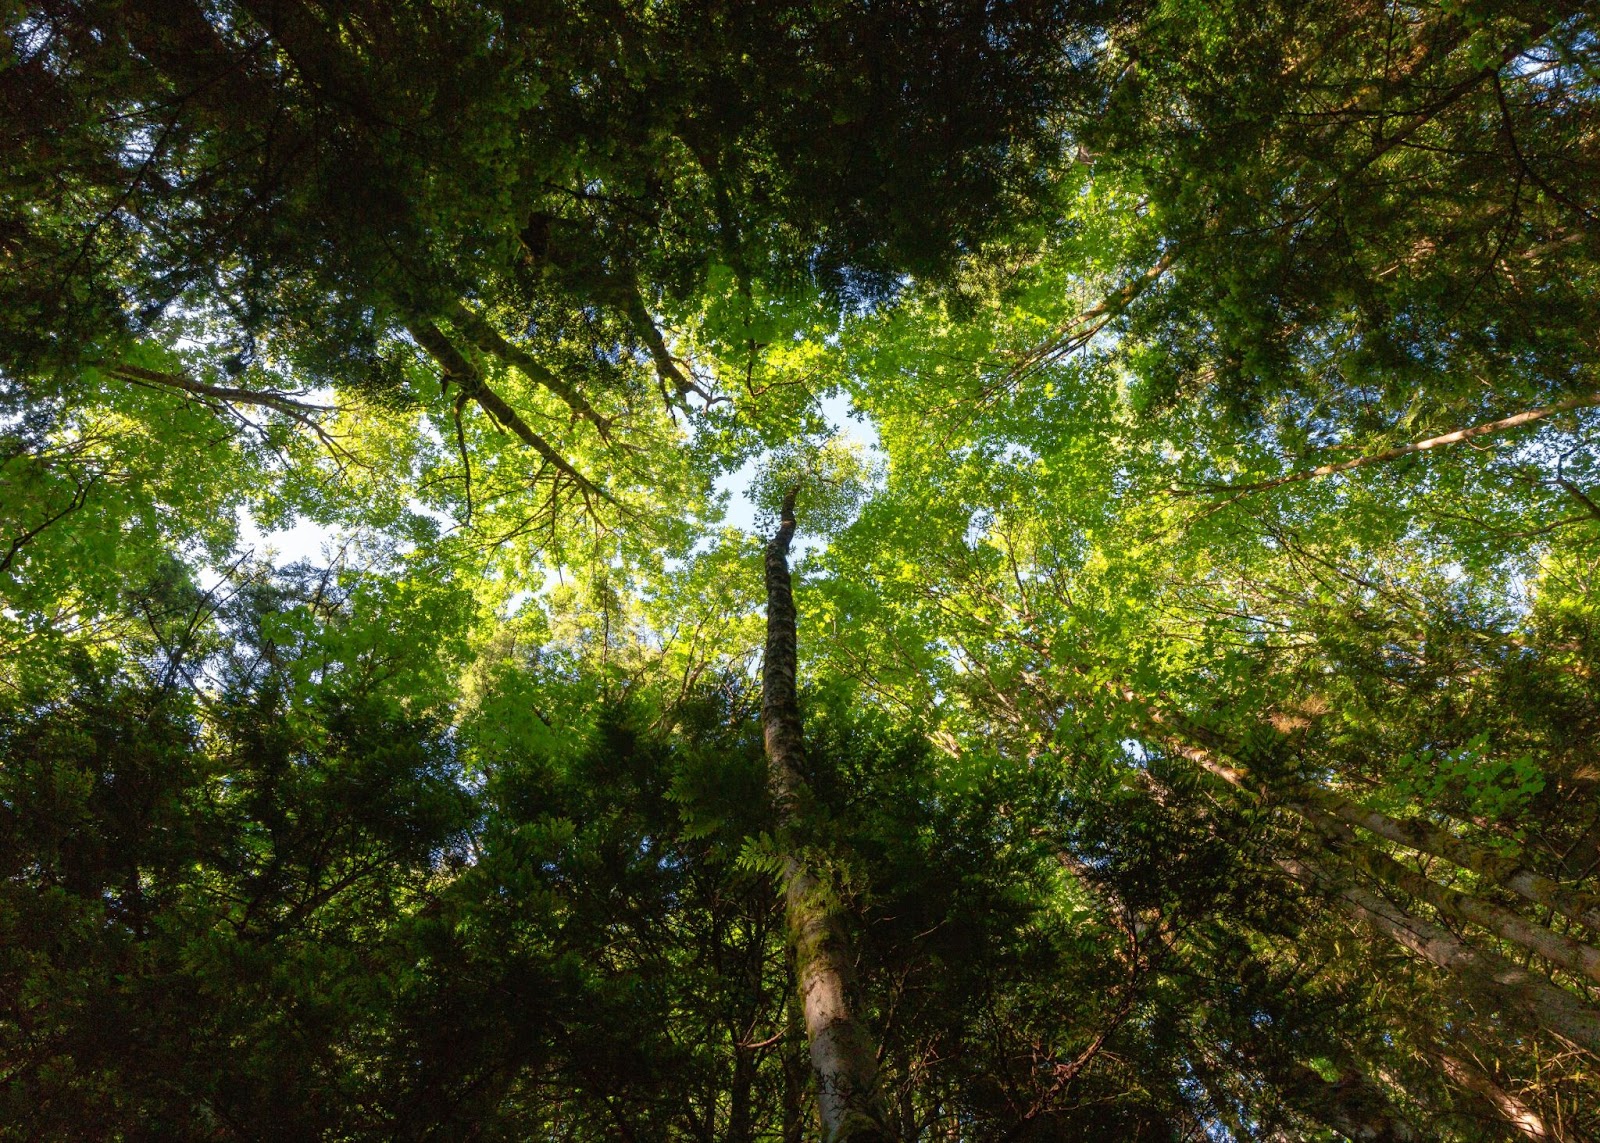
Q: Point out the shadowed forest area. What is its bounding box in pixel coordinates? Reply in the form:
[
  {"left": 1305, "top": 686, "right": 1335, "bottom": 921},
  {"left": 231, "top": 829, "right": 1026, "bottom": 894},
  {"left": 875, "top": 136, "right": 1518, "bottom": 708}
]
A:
[{"left": 3, "top": 2, "right": 1600, "bottom": 1139}]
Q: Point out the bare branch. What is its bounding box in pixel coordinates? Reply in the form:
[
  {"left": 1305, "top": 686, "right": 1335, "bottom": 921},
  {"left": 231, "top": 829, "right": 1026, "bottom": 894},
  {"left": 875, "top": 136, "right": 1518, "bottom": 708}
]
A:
[
  {"left": 105, "top": 362, "right": 356, "bottom": 466},
  {"left": 613, "top": 275, "right": 716, "bottom": 408},
  {"left": 107, "top": 363, "right": 334, "bottom": 420},
  {"left": 453, "top": 399, "right": 474, "bottom": 529}
]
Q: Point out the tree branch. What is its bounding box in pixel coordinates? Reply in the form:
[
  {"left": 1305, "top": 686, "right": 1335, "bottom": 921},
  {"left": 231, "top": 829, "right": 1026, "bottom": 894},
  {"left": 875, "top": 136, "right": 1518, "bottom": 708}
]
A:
[
  {"left": 442, "top": 300, "right": 612, "bottom": 437},
  {"left": 105, "top": 362, "right": 354, "bottom": 465},
  {"left": 0, "top": 475, "right": 97, "bottom": 575},
  {"left": 107, "top": 363, "right": 334, "bottom": 420},
  {"left": 1180, "top": 392, "right": 1600, "bottom": 500},
  {"left": 1001, "top": 250, "right": 1176, "bottom": 390},
  {"left": 406, "top": 318, "right": 613, "bottom": 508}
]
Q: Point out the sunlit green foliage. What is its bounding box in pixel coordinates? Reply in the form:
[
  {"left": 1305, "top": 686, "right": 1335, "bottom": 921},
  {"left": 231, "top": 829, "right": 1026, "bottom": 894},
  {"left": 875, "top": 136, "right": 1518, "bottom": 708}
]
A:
[{"left": 5, "top": 2, "right": 1600, "bottom": 1140}]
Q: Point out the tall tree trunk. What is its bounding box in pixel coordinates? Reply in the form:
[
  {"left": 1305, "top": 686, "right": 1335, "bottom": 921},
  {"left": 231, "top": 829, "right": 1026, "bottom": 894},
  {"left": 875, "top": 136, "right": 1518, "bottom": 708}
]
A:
[
  {"left": 728, "top": 1041, "right": 756, "bottom": 1143},
  {"left": 782, "top": 1025, "right": 807, "bottom": 1143},
  {"left": 1134, "top": 695, "right": 1600, "bottom": 932},
  {"left": 1278, "top": 855, "right": 1600, "bottom": 1057},
  {"left": 1298, "top": 806, "right": 1600, "bottom": 985},
  {"left": 763, "top": 489, "right": 895, "bottom": 1142},
  {"left": 1293, "top": 784, "right": 1600, "bottom": 934},
  {"left": 1431, "top": 1047, "right": 1561, "bottom": 1142}
]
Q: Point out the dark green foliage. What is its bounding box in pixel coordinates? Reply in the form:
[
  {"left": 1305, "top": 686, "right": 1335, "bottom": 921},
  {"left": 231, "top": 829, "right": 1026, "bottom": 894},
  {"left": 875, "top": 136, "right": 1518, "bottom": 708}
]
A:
[
  {"left": 0, "top": 640, "right": 1233, "bottom": 1139},
  {"left": 1, "top": 0, "right": 1098, "bottom": 400},
  {"left": 8, "top": 1, "right": 1600, "bottom": 1139},
  {"left": 0, "top": 630, "right": 474, "bottom": 1137},
  {"left": 1092, "top": 2, "right": 1600, "bottom": 447}
]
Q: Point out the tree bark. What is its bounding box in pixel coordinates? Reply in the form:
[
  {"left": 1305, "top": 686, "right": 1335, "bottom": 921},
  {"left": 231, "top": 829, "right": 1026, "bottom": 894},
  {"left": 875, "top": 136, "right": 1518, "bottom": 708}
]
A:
[
  {"left": 763, "top": 489, "right": 895, "bottom": 1142},
  {"left": 1271, "top": 1061, "right": 1418, "bottom": 1143},
  {"left": 782, "top": 1021, "right": 807, "bottom": 1143},
  {"left": 728, "top": 1039, "right": 756, "bottom": 1143},
  {"left": 442, "top": 300, "right": 610, "bottom": 435},
  {"left": 406, "top": 318, "right": 610, "bottom": 506},
  {"left": 1431, "top": 1048, "right": 1560, "bottom": 1142},
  {"left": 1299, "top": 807, "right": 1600, "bottom": 985},
  {"left": 1135, "top": 699, "right": 1600, "bottom": 934},
  {"left": 1299, "top": 785, "right": 1600, "bottom": 935},
  {"left": 1278, "top": 855, "right": 1600, "bottom": 1057}
]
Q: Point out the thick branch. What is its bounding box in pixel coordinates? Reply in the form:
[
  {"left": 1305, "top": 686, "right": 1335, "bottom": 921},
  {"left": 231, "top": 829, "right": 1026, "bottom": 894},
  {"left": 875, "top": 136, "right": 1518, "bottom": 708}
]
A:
[
  {"left": 614, "top": 275, "right": 712, "bottom": 407},
  {"left": 1122, "top": 692, "right": 1600, "bottom": 1054},
  {"left": 1269, "top": 1061, "right": 1418, "bottom": 1143},
  {"left": 108, "top": 363, "right": 333, "bottom": 420},
  {"left": 1296, "top": 785, "right": 1600, "bottom": 935},
  {"left": 1186, "top": 392, "right": 1600, "bottom": 498},
  {"left": 406, "top": 319, "right": 612, "bottom": 506},
  {"left": 442, "top": 301, "right": 610, "bottom": 437}
]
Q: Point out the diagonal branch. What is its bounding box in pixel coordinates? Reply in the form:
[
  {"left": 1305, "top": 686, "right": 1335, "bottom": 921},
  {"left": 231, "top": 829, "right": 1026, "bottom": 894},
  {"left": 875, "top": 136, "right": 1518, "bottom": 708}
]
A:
[
  {"left": 1301, "top": 805, "right": 1600, "bottom": 985},
  {"left": 453, "top": 400, "right": 474, "bottom": 529},
  {"left": 1179, "top": 392, "right": 1600, "bottom": 500},
  {"left": 406, "top": 318, "right": 613, "bottom": 508},
  {"left": 1431, "top": 1047, "right": 1557, "bottom": 1142},
  {"left": 999, "top": 250, "right": 1176, "bottom": 392},
  {"left": 1121, "top": 689, "right": 1600, "bottom": 933},
  {"left": 107, "top": 363, "right": 334, "bottom": 420},
  {"left": 613, "top": 274, "right": 716, "bottom": 409},
  {"left": 1280, "top": 852, "right": 1600, "bottom": 1058},
  {"left": 0, "top": 475, "right": 97, "bottom": 575},
  {"left": 442, "top": 301, "right": 611, "bottom": 437},
  {"left": 105, "top": 362, "right": 354, "bottom": 465}
]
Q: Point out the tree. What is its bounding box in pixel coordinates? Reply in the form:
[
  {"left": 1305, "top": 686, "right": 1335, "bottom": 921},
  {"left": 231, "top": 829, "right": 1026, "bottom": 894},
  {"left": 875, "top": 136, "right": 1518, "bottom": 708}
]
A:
[
  {"left": 2, "top": 0, "right": 1097, "bottom": 530},
  {"left": 763, "top": 479, "right": 893, "bottom": 1141}
]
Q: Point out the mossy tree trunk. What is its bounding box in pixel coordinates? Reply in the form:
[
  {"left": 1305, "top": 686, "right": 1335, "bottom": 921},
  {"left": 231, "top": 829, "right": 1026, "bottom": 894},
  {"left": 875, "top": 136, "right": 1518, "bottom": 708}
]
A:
[{"left": 763, "top": 489, "right": 894, "bottom": 1142}]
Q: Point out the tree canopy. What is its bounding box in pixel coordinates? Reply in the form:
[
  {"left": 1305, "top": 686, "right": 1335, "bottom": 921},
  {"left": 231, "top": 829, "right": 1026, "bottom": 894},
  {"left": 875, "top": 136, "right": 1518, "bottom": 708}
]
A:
[{"left": 4, "top": 2, "right": 1600, "bottom": 1140}]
